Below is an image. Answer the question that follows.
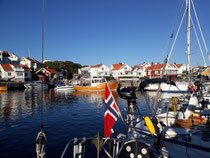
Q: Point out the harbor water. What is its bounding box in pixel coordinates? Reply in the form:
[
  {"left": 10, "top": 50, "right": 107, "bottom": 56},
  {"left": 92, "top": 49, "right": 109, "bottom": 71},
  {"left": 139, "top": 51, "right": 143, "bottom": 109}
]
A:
[{"left": 0, "top": 89, "right": 160, "bottom": 158}]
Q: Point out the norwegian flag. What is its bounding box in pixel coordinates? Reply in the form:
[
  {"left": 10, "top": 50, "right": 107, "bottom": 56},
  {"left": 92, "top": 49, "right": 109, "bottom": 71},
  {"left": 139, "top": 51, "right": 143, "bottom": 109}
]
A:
[{"left": 104, "top": 82, "right": 120, "bottom": 138}]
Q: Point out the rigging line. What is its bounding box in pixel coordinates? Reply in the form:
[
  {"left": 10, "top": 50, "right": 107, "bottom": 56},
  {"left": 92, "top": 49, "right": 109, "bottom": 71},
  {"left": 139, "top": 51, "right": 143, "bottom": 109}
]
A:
[
  {"left": 171, "top": 0, "right": 186, "bottom": 36},
  {"left": 191, "top": 0, "right": 210, "bottom": 62},
  {"left": 159, "top": 0, "right": 185, "bottom": 63},
  {"left": 190, "top": 16, "right": 207, "bottom": 67},
  {"left": 167, "top": 6, "right": 187, "bottom": 63}
]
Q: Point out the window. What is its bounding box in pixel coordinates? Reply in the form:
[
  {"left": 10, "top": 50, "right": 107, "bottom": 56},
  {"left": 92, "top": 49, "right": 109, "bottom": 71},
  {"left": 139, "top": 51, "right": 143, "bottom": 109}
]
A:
[
  {"left": 155, "top": 71, "right": 159, "bottom": 75},
  {"left": 8, "top": 72, "right": 11, "bottom": 76},
  {"left": 17, "top": 72, "right": 23, "bottom": 76}
]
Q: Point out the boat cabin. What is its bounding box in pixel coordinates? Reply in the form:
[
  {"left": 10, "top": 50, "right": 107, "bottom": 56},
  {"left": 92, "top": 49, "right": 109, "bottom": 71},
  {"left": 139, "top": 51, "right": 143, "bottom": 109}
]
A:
[{"left": 91, "top": 77, "right": 105, "bottom": 87}]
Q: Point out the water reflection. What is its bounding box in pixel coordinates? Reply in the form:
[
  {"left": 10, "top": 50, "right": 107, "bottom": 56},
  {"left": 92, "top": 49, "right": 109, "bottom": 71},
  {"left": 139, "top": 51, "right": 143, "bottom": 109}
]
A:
[
  {"left": 0, "top": 89, "right": 178, "bottom": 124},
  {"left": 0, "top": 89, "right": 57, "bottom": 123},
  {"left": 73, "top": 91, "right": 119, "bottom": 104}
]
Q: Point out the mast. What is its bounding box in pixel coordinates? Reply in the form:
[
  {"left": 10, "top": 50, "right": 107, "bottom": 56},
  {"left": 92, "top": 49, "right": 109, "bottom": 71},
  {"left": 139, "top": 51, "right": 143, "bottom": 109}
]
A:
[{"left": 187, "top": 0, "right": 191, "bottom": 81}]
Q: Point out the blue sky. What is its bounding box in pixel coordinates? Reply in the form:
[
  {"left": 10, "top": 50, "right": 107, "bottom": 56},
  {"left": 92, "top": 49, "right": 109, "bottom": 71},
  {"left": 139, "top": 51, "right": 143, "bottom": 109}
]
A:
[{"left": 0, "top": 0, "right": 210, "bottom": 67}]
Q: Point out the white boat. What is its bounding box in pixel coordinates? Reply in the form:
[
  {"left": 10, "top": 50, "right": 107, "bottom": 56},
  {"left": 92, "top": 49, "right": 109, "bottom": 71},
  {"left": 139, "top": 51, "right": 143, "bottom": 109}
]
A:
[
  {"left": 144, "top": 83, "right": 160, "bottom": 91},
  {"left": 24, "top": 81, "right": 48, "bottom": 89},
  {"left": 55, "top": 84, "right": 74, "bottom": 91},
  {"left": 161, "top": 81, "right": 189, "bottom": 93}
]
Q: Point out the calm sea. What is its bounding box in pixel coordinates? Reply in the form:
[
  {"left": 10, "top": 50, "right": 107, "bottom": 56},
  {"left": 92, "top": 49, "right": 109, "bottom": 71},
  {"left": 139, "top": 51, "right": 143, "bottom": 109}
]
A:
[{"left": 0, "top": 88, "right": 159, "bottom": 158}]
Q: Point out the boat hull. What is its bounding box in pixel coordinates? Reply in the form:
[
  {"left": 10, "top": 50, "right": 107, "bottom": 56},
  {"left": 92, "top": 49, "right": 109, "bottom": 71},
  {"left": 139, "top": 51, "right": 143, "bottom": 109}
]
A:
[
  {"left": 55, "top": 85, "right": 74, "bottom": 90},
  {"left": 73, "top": 81, "right": 118, "bottom": 91},
  {"left": 0, "top": 86, "right": 7, "bottom": 91},
  {"left": 161, "top": 82, "right": 188, "bottom": 93}
]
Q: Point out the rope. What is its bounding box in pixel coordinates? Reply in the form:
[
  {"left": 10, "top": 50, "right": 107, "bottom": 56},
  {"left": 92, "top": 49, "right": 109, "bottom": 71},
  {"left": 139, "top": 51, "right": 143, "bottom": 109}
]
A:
[
  {"left": 191, "top": 0, "right": 210, "bottom": 63},
  {"left": 190, "top": 16, "right": 207, "bottom": 67},
  {"left": 159, "top": 0, "right": 185, "bottom": 63},
  {"left": 167, "top": 6, "right": 187, "bottom": 62}
]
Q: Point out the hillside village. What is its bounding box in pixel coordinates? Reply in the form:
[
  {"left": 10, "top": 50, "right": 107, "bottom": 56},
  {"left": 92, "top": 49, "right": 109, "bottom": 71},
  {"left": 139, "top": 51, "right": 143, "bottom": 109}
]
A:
[{"left": 0, "top": 50, "right": 207, "bottom": 84}]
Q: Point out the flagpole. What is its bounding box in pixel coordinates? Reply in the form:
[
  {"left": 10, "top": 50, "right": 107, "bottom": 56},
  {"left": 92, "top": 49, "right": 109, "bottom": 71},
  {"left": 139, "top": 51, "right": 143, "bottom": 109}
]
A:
[{"left": 105, "top": 79, "right": 125, "bottom": 123}]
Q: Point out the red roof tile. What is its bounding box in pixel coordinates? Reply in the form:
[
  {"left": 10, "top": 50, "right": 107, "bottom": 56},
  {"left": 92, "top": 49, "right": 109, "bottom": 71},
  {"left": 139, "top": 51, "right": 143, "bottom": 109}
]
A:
[
  {"left": 1, "top": 64, "right": 13, "bottom": 71},
  {"left": 2, "top": 51, "right": 10, "bottom": 56},
  {"left": 45, "top": 68, "right": 59, "bottom": 74},
  {"left": 12, "top": 64, "right": 23, "bottom": 67},
  {"left": 111, "top": 63, "right": 125, "bottom": 70},
  {"left": 146, "top": 64, "right": 164, "bottom": 71},
  {"left": 23, "top": 65, "right": 32, "bottom": 71},
  {"left": 26, "top": 57, "right": 39, "bottom": 63},
  {"left": 90, "top": 64, "right": 102, "bottom": 68},
  {"left": 175, "top": 64, "right": 183, "bottom": 68}
]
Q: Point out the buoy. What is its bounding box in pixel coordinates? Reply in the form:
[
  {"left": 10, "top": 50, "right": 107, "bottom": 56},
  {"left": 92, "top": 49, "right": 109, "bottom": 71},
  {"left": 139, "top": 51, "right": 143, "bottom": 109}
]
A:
[{"left": 144, "top": 116, "right": 156, "bottom": 134}]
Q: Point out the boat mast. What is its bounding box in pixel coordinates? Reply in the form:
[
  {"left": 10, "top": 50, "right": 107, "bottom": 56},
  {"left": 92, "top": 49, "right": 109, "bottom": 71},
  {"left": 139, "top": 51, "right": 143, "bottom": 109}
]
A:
[{"left": 187, "top": 0, "right": 191, "bottom": 81}]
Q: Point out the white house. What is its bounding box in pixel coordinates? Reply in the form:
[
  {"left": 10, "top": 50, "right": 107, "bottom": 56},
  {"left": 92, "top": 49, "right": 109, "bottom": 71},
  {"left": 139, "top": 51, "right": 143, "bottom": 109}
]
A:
[
  {"left": 20, "top": 57, "right": 40, "bottom": 71},
  {"left": 42, "top": 59, "right": 51, "bottom": 63},
  {"left": 133, "top": 62, "right": 151, "bottom": 78},
  {"left": 175, "top": 63, "right": 187, "bottom": 76},
  {"left": 10, "top": 64, "right": 25, "bottom": 82},
  {"left": 0, "top": 51, "right": 10, "bottom": 64},
  {"left": 110, "top": 63, "right": 133, "bottom": 81},
  {"left": 89, "top": 64, "right": 110, "bottom": 78},
  {"left": 78, "top": 66, "right": 90, "bottom": 75},
  {"left": 0, "top": 64, "right": 32, "bottom": 82},
  {"left": 22, "top": 65, "right": 32, "bottom": 81},
  {"left": 0, "top": 64, "right": 15, "bottom": 81},
  {"left": 9, "top": 53, "right": 20, "bottom": 64}
]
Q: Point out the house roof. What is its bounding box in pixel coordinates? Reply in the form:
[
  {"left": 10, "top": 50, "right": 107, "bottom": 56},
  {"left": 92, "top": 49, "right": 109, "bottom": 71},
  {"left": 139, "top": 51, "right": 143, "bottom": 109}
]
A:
[
  {"left": 11, "top": 64, "right": 32, "bottom": 71},
  {"left": 26, "top": 57, "right": 39, "bottom": 63},
  {"left": 146, "top": 64, "right": 164, "bottom": 71},
  {"left": 45, "top": 68, "right": 59, "bottom": 74},
  {"left": 90, "top": 64, "right": 102, "bottom": 68},
  {"left": 175, "top": 64, "right": 183, "bottom": 68},
  {"left": 111, "top": 63, "right": 125, "bottom": 71},
  {"left": 1, "top": 64, "right": 14, "bottom": 71},
  {"left": 12, "top": 64, "right": 24, "bottom": 67},
  {"left": 23, "top": 65, "right": 32, "bottom": 71},
  {"left": 2, "top": 51, "right": 10, "bottom": 56}
]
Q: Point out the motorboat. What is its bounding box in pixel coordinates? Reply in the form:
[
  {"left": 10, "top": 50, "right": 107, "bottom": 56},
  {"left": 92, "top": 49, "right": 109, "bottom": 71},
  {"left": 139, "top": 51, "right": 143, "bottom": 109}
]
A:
[
  {"left": 24, "top": 81, "right": 48, "bottom": 89},
  {"left": 73, "top": 77, "right": 119, "bottom": 91},
  {"left": 55, "top": 82, "right": 74, "bottom": 91}
]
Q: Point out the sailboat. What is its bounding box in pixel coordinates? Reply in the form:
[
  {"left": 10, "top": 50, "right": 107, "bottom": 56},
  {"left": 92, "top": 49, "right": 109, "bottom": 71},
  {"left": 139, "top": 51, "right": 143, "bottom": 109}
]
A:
[{"left": 157, "top": 0, "right": 208, "bottom": 93}]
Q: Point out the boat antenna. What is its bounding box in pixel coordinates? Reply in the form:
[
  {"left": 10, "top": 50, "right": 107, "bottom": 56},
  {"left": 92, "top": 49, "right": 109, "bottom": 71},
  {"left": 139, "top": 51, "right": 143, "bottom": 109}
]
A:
[{"left": 36, "top": 0, "right": 47, "bottom": 158}]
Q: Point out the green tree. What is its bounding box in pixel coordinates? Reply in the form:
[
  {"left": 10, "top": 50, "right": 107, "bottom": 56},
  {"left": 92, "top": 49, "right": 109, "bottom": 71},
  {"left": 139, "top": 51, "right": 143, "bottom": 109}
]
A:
[{"left": 43, "top": 61, "right": 82, "bottom": 79}]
